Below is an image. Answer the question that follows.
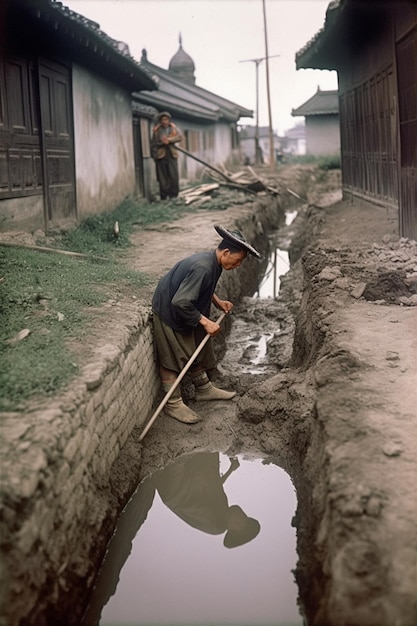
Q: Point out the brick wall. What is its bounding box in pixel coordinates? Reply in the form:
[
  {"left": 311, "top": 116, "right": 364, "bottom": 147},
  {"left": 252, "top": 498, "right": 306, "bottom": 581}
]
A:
[{"left": 0, "top": 308, "right": 160, "bottom": 626}]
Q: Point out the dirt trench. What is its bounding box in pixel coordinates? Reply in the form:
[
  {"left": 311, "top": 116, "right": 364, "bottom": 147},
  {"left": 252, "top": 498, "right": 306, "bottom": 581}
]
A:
[
  {"left": 4, "top": 166, "right": 415, "bottom": 625},
  {"left": 113, "top": 174, "right": 417, "bottom": 626}
]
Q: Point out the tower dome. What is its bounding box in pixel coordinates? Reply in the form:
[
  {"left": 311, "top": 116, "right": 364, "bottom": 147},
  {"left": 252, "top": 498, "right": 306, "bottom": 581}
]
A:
[{"left": 168, "top": 34, "right": 196, "bottom": 84}]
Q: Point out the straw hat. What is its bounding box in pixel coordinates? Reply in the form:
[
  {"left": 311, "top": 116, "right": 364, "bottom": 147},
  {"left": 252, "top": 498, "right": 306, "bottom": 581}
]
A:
[{"left": 214, "top": 224, "right": 261, "bottom": 258}]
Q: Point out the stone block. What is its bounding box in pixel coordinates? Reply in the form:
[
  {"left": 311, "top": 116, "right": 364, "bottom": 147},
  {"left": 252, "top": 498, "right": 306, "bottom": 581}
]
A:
[
  {"left": 54, "top": 461, "right": 71, "bottom": 495},
  {"left": 95, "top": 414, "right": 106, "bottom": 437},
  {"left": 79, "top": 431, "right": 92, "bottom": 458},
  {"left": 84, "top": 397, "right": 95, "bottom": 424},
  {"left": 85, "top": 433, "right": 100, "bottom": 463},
  {"left": 351, "top": 282, "right": 367, "bottom": 299}
]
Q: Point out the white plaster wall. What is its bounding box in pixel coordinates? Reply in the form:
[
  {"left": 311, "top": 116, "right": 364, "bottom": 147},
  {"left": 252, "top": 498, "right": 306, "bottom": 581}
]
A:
[
  {"left": 213, "top": 121, "right": 232, "bottom": 165},
  {"left": 177, "top": 119, "right": 234, "bottom": 182},
  {"left": 306, "top": 116, "right": 341, "bottom": 156},
  {"left": 72, "top": 66, "right": 136, "bottom": 218}
]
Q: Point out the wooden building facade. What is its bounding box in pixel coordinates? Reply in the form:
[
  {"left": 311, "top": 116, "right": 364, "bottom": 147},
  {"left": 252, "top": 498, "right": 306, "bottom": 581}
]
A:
[
  {"left": 1, "top": 0, "right": 157, "bottom": 231},
  {"left": 296, "top": 0, "right": 417, "bottom": 239}
]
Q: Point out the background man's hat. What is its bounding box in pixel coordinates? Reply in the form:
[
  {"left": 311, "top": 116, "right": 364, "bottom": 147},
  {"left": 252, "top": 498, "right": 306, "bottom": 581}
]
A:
[
  {"left": 158, "top": 111, "right": 171, "bottom": 120},
  {"left": 214, "top": 224, "right": 261, "bottom": 258}
]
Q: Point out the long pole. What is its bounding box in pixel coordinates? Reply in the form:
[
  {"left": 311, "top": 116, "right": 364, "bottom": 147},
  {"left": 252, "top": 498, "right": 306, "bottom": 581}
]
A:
[
  {"left": 138, "top": 312, "right": 227, "bottom": 441},
  {"left": 262, "top": 0, "right": 275, "bottom": 171},
  {"left": 255, "top": 59, "right": 260, "bottom": 164},
  {"left": 239, "top": 50, "right": 280, "bottom": 167}
]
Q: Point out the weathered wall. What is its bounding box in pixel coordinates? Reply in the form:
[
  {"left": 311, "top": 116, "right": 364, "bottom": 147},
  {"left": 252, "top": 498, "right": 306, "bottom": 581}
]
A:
[
  {"left": 72, "top": 66, "right": 136, "bottom": 219},
  {"left": 177, "top": 119, "right": 237, "bottom": 181},
  {"left": 0, "top": 308, "right": 159, "bottom": 626},
  {"left": 0, "top": 194, "right": 45, "bottom": 232},
  {"left": 306, "top": 116, "right": 340, "bottom": 156}
]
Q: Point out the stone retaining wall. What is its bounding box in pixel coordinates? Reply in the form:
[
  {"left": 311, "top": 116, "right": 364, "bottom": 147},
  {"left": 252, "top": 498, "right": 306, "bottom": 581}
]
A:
[{"left": 0, "top": 309, "right": 160, "bottom": 626}]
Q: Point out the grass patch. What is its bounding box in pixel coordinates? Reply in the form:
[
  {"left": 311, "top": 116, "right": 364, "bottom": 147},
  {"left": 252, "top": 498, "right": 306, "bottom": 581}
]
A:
[
  {"left": 0, "top": 246, "right": 148, "bottom": 411},
  {"left": 285, "top": 153, "right": 341, "bottom": 170},
  {"left": 47, "top": 197, "right": 194, "bottom": 256},
  {"left": 0, "top": 196, "right": 193, "bottom": 411}
]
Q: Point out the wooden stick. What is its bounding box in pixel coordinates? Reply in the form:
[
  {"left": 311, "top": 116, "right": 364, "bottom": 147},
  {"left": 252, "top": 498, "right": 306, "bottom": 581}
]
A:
[
  {"left": 176, "top": 146, "right": 239, "bottom": 184},
  {"left": 0, "top": 241, "right": 108, "bottom": 261},
  {"left": 139, "top": 312, "right": 227, "bottom": 441}
]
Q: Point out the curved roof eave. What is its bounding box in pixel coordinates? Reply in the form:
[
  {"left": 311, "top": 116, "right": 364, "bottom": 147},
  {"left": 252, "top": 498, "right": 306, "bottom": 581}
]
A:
[
  {"left": 292, "top": 90, "right": 339, "bottom": 116},
  {"left": 133, "top": 91, "right": 219, "bottom": 122},
  {"left": 13, "top": 0, "right": 159, "bottom": 91},
  {"left": 295, "top": 0, "right": 344, "bottom": 71}
]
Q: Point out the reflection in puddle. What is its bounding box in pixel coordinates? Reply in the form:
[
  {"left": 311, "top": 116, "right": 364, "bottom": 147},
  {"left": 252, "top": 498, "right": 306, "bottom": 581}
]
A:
[
  {"left": 238, "top": 331, "right": 275, "bottom": 374},
  {"left": 285, "top": 210, "right": 297, "bottom": 226},
  {"left": 256, "top": 209, "right": 297, "bottom": 299},
  {"left": 82, "top": 453, "right": 301, "bottom": 626},
  {"left": 256, "top": 248, "right": 290, "bottom": 298}
]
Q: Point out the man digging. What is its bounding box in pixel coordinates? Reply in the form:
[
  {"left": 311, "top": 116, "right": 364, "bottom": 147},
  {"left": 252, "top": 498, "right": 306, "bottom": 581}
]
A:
[{"left": 151, "top": 224, "right": 261, "bottom": 424}]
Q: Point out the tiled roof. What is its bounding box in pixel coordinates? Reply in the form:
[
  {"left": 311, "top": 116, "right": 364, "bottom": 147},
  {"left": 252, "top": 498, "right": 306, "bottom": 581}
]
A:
[
  {"left": 239, "top": 126, "right": 278, "bottom": 139},
  {"left": 295, "top": 0, "right": 347, "bottom": 71},
  {"left": 135, "top": 51, "right": 253, "bottom": 123},
  {"left": 7, "top": 0, "right": 158, "bottom": 91},
  {"left": 292, "top": 89, "right": 339, "bottom": 116}
]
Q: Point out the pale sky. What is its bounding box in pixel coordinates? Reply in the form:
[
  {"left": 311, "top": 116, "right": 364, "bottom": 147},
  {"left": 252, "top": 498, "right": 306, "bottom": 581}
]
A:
[{"left": 64, "top": 0, "right": 338, "bottom": 134}]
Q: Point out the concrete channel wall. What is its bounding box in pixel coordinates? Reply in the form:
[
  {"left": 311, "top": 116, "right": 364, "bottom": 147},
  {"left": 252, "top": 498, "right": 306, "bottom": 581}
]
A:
[{"left": 0, "top": 196, "right": 287, "bottom": 626}]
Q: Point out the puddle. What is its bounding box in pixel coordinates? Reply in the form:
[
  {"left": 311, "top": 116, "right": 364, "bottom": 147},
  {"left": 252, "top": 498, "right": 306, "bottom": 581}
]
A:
[
  {"left": 82, "top": 453, "right": 301, "bottom": 626},
  {"left": 219, "top": 321, "right": 276, "bottom": 375},
  {"left": 256, "top": 210, "right": 296, "bottom": 300},
  {"left": 285, "top": 210, "right": 298, "bottom": 226},
  {"left": 220, "top": 208, "right": 298, "bottom": 377},
  {"left": 256, "top": 248, "right": 290, "bottom": 299}
]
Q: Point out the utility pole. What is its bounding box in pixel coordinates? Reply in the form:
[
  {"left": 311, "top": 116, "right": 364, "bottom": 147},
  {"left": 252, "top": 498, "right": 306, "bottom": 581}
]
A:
[
  {"left": 239, "top": 52, "right": 280, "bottom": 166},
  {"left": 262, "top": 0, "right": 275, "bottom": 171}
]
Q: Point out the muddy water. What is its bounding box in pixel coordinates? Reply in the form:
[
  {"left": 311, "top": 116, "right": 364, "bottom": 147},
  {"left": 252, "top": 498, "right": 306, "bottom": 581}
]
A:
[
  {"left": 219, "top": 207, "right": 298, "bottom": 376},
  {"left": 82, "top": 453, "right": 301, "bottom": 626},
  {"left": 256, "top": 209, "right": 297, "bottom": 299}
]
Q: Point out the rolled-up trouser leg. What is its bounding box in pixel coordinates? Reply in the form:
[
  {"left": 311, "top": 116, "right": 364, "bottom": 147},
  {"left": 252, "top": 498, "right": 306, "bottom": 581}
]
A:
[
  {"left": 191, "top": 370, "right": 236, "bottom": 402},
  {"left": 162, "top": 380, "right": 202, "bottom": 423}
]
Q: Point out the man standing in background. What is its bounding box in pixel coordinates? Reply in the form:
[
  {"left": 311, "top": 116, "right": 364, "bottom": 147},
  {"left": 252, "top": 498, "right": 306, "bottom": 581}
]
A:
[{"left": 151, "top": 111, "right": 182, "bottom": 200}]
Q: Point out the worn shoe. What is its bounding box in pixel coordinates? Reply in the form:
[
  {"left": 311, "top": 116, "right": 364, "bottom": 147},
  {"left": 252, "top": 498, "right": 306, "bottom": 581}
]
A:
[
  {"left": 164, "top": 398, "right": 202, "bottom": 424},
  {"left": 195, "top": 382, "right": 236, "bottom": 402}
]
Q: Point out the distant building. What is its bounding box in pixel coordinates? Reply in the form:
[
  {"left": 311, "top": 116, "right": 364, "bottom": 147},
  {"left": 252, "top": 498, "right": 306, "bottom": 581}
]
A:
[
  {"left": 136, "top": 38, "right": 253, "bottom": 185},
  {"left": 296, "top": 0, "right": 417, "bottom": 239},
  {"left": 292, "top": 88, "right": 340, "bottom": 156},
  {"left": 283, "top": 124, "right": 306, "bottom": 156},
  {"left": 238, "top": 126, "right": 282, "bottom": 165}
]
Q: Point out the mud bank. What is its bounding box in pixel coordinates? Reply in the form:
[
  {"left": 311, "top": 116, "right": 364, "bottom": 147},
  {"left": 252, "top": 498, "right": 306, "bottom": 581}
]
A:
[
  {"left": 238, "top": 202, "right": 417, "bottom": 625},
  {"left": 2, "top": 168, "right": 416, "bottom": 626}
]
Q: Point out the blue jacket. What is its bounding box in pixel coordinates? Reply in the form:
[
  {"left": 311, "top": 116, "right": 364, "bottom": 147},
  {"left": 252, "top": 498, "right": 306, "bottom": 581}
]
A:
[{"left": 152, "top": 251, "right": 222, "bottom": 333}]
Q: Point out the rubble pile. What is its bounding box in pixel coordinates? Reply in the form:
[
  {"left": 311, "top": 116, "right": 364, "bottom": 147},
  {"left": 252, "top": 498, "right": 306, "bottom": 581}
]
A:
[{"left": 307, "top": 236, "right": 417, "bottom": 307}]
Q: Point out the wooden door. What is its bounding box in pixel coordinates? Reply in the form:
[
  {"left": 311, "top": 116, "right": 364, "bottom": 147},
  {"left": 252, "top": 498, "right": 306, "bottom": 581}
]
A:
[
  {"left": 0, "top": 57, "right": 42, "bottom": 199},
  {"left": 38, "top": 59, "right": 76, "bottom": 227}
]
